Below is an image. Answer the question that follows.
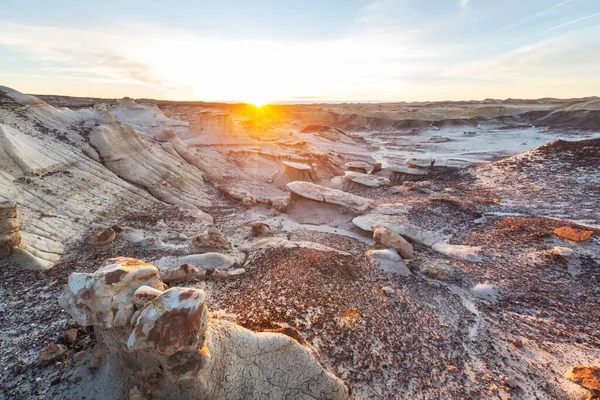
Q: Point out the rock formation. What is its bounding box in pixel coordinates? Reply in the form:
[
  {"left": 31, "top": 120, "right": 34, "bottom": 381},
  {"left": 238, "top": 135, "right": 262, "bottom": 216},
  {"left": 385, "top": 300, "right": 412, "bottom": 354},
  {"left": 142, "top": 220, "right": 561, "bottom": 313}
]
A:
[
  {"left": 282, "top": 161, "right": 317, "bottom": 181},
  {"left": 344, "top": 161, "right": 372, "bottom": 174},
  {"left": 58, "top": 257, "right": 352, "bottom": 400},
  {"left": 565, "top": 366, "right": 600, "bottom": 398},
  {"left": 388, "top": 165, "right": 428, "bottom": 184},
  {"left": 287, "top": 181, "right": 373, "bottom": 213},
  {"left": 343, "top": 171, "right": 390, "bottom": 190},
  {"left": 0, "top": 200, "right": 21, "bottom": 257}
]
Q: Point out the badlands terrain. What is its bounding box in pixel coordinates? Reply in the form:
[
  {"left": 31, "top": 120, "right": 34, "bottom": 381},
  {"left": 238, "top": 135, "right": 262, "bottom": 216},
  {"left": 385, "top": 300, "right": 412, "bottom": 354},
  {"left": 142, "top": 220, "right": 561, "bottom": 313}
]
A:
[{"left": 0, "top": 86, "right": 599, "bottom": 399}]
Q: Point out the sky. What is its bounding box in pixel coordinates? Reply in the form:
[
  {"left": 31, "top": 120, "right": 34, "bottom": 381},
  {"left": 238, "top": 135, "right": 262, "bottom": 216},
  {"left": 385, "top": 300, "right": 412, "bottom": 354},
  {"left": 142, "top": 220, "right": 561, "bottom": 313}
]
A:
[{"left": 0, "top": 0, "right": 599, "bottom": 103}]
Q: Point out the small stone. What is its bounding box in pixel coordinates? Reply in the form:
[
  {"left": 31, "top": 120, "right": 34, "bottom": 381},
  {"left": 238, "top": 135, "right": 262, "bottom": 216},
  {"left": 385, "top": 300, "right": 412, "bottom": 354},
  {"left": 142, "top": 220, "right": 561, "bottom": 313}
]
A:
[
  {"left": 272, "top": 198, "right": 289, "bottom": 213},
  {"left": 242, "top": 197, "right": 253, "bottom": 207},
  {"left": 72, "top": 350, "right": 88, "bottom": 364},
  {"left": 227, "top": 268, "right": 246, "bottom": 278},
  {"left": 380, "top": 287, "right": 395, "bottom": 296},
  {"left": 160, "top": 264, "right": 198, "bottom": 284},
  {"left": 565, "top": 365, "right": 600, "bottom": 398},
  {"left": 63, "top": 328, "right": 78, "bottom": 345},
  {"left": 492, "top": 197, "right": 501, "bottom": 203},
  {"left": 422, "top": 265, "right": 451, "bottom": 281},
  {"left": 38, "top": 344, "right": 68, "bottom": 364},
  {"left": 551, "top": 246, "right": 574, "bottom": 257},
  {"left": 84, "top": 227, "right": 116, "bottom": 247},
  {"left": 90, "top": 351, "right": 103, "bottom": 370},
  {"left": 139, "top": 238, "right": 156, "bottom": 248},
  {"left": 554, "top": 226, "right": 594, "bottom": 242},
  {"left": 211, "top": 269, "right": 229, "bottom": 280},
  {"left": 371, "top": 162, "right": 383, "bottom": 174},
  {"left": 427, "top": 281, "right": 442, "bottom": 289},
  {"left": 251, "top": 221, "right": 271, "bottom": 236},
  {"left": 195, "top": 267, "right": 207, "bottom": 280},
  {"left": 511, "top": 338, "right": 524, "bottom": 348}
]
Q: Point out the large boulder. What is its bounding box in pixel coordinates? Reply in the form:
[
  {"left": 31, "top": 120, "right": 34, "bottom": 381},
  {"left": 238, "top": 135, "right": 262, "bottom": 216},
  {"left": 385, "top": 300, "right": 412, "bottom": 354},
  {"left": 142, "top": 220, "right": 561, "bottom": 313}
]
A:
[
  {"left": 58, "top": 257, "right": 166, "bottom": 328},
  {"left": 343, "top": 171, "right": 390, "bottom": 189},
  {"left": 57, "top": 258, "right": 352, "bottom": 400},
  {"left": 283, "top": 161, "right": 317, "bottom": 181}
]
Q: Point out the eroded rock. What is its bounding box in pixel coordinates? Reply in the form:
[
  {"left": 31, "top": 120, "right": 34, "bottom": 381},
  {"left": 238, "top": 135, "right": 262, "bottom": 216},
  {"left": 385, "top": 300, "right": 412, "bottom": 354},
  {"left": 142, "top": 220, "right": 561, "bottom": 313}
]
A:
[
  {"left": 84, "top": 227, "right": 117, "bottom": 247},
  {"left": 160, "top": 263, "right": 198, "bottom": 284},
  {"left": 57, "top": 259, "right": 351, "bottom": 399},
  {"left": 192, "top": 227, "right": 231, "bottom": 250},
  {"left": 373, "top": 225, "right": 414, "bottom": 259},
  {"left": 58, "top": 257, "right": 166, "bottom": 328},
  {"left": 288, "top": 181, "right": 373, "bottom": 213},
  {"left": 554, "top": 226, "right": 594, "bottom": 242},
  {"left": 367, "top": 249, "right": 411, "bottom": 276},
  {"left": 38, "top": 344, "right": 68, "bottom": 364},
  {"left": 565, "top": 365, "right": 600, "bottom": 398},
  {"left": 0, "top": 200, "right": 22, "bottom": 257}
]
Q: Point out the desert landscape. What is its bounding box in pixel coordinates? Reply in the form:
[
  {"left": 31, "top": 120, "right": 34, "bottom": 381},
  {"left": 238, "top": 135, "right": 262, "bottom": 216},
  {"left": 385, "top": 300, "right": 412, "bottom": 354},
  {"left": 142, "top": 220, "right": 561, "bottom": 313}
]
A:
[{"left": 0, "top": 85, "right": 599, "bottom": 399}]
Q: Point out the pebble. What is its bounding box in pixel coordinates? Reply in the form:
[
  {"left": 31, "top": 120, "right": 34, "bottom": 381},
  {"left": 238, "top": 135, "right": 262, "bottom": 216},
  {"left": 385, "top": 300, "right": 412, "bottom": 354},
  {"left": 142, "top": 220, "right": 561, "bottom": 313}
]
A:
[{"left": 38, "top": 344, "right": 68, "bottom": 364}]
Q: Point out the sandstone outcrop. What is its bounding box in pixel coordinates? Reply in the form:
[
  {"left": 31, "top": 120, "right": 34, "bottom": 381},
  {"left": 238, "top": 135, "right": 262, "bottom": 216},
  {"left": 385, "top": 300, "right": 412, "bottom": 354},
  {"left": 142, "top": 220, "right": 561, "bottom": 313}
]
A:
[
  {"left": 344, "top": 161, "right": 371, "bottom": 174},
  {"left": 388, "top": 165, "right": 428, "bottom": 184},
  {"left": 0, "top": 200, "right": 22, "bottom": 257},
  {"left": 282, "top": 161, "right": 317, "bottom": 181},
  {"left": 58, "top": 258, "right": 352, "bottom": 400},
  {"left": 343, "top": 171, "right": 390, "bottom": 189},
  {"left": 287, "top": 181, "right": 373, "bottom": 213}
]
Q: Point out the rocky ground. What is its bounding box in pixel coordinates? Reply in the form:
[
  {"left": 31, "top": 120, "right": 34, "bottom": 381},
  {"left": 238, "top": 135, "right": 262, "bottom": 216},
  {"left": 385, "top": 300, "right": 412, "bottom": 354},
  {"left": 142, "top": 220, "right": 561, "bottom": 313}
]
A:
[{"left": 1, "top": 87, "right": 599, "bottom": 399}]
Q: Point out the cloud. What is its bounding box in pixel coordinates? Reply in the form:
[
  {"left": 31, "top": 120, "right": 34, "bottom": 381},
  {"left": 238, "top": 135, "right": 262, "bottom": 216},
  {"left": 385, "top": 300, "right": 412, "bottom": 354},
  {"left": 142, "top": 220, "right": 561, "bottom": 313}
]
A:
[
  {"left": 459, "top": 0, "right": 469, "bottom": 10},
  {"left": 539, "top": 10, "right": 600, "bottom": 33},
  {"left": 0, "top": 21, "right": 448, "bottom": 101},
  {"left": 499, "top": 0, "right": 574, "bottom": 32}
]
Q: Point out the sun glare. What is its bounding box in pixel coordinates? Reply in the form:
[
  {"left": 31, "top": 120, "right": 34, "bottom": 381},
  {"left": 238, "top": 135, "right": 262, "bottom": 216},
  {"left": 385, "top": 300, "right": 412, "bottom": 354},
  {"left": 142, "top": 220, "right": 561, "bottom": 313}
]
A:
[{"left": 246, "top": 97, "right": 270, "bottom": 107}]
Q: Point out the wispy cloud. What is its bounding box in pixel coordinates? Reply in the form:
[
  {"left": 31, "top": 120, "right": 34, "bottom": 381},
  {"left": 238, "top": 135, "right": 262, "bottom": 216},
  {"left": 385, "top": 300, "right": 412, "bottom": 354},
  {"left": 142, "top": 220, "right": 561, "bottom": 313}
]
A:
[
  {"left": 539, "top": 10, "right": 600, "bottom": 33},
  {"left": 459, "top": 0, "right": 469, "bottom": 10},
  {"left": 499, "top": 0, "right": 574, "bottom": 32}
]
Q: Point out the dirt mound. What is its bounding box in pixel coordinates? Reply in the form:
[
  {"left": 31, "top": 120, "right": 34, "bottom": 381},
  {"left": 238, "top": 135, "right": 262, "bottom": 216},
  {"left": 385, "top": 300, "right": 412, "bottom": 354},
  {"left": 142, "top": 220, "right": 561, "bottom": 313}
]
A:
[
  {"left": 532, "top": 138, "right": 600, "bottom": 168},
  {"left": 536, "top": 110, "right": 600, "bottom": 131}
]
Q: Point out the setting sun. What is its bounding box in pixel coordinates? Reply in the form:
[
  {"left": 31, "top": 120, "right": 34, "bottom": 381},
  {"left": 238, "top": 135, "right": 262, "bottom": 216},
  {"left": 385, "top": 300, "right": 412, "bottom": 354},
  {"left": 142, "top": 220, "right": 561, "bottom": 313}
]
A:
[{"left": 246, "top": 97, "right": 270, "bottom": 107}]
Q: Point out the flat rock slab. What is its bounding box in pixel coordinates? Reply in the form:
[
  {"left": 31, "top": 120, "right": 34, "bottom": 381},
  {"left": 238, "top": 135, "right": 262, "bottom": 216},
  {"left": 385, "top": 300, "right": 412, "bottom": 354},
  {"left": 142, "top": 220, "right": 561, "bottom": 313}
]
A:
[
  {"left": 287, "top": 181, "right": 373, "bottom": 213},
  {"left": 252, "top": 237, "right": 352, "bottom": 256},
  {"left": 367, "top": 249, "right": 411, "bottom": 276},
  {"left": 353, "top": 214, "right": 445, "bottom": 247},
  {"left": 153, "top": 253, "right": 241, "bottom": 270},
  {"left": 344, "top": 171, "right": 390, "bottom": 188},
  {"left": 431, "top": 242, "right": 483, "bottom": 262},
  {"left": 283, "top": 161, "right": 312, "bottom": 170}
]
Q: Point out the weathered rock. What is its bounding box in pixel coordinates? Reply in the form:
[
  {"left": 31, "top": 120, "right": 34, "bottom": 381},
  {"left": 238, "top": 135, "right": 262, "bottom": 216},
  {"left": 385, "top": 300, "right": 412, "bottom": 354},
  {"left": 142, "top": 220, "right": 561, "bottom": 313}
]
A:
[
  {"left": 128, "top": 287, "right": 208, "bottom": 357},
  {"left": 38, "top": 344, "right": 68, "bottom": 364},
  {"left": 565, "top": 365, "right": 600, "bottom": 398},
  {"left": 422, "top": 265, "right": 452, "bottom": 281},
  {"left": 343, "top": 171, "right": 390, "bottom": 189},
  {"left": 406, "top": 158, "right": 434, "bottom": 168},
  {"left": 210, "top": 269, "right": 230, "bottom": 280},
  {"left": 160, "top": 263, "right": 198, "bottom": 283},
  {"left": 154, "top": 253, "right": 241, "bottom": 271},
  {"left": 0, "top": 200, "right": 22, "bottom": 257},
  {"left": 271, "top": 197, "right": 289, "bottom": 213},
  {"left": 192, "top": 227, "right": 231, "bottom": 249},
  {"left": 344, "top": 161, "right": 371, "bottom": 174},
  {"left": 371, "top": 162, "right": 383, "bottom": 173},
  {"left": 84, "top": 227, "right": 117, "bottom": 247},
  {"left": 133, "top": 285, "right": 164, "bottom": 308},
  {"left": 388, "top": 165, "right": 428, "bottom": 184},
  {"left": 251, "top": 221, "right": 271, "bottom": 236},
  {"left": 0, "top": 200, "right": 18, "bottom": 219},
  {"left": 554, "top": 226, "right": 594, "bottom": 242},
  {"left": 227, "top": 268, "right": 246, "bottom": 278},
  {"left": 282, "top": 161, "right": 316, "bottom": 181},
  {"left": 551, "top": 246, "right": 574, "bottom": 257},
  {"left": 431, "top": 242, "right": 483, "bottom": 262},
  {"left": 58, "top": 257, "right": 166, "bottom": 327},
  {"left": 373, "top": 225, "right": 414, "bottom": 259},
  {"left": 353, "top": 214, "right": 444, "bottom": 247},
  {"left": 63, "top": 328, "right": 78, "bottom": 345},
  {"left": 381, "top": 286, "right": 395, "bottom": 296},
  {"left": 287, "top": 181, "right": 373, "bottom": 213},
  {"left": 58, "top": 259, "right": 351, "bottom": 399},
  {"left": 367, "top": 249, "right": 411, "bottom": 276}
]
